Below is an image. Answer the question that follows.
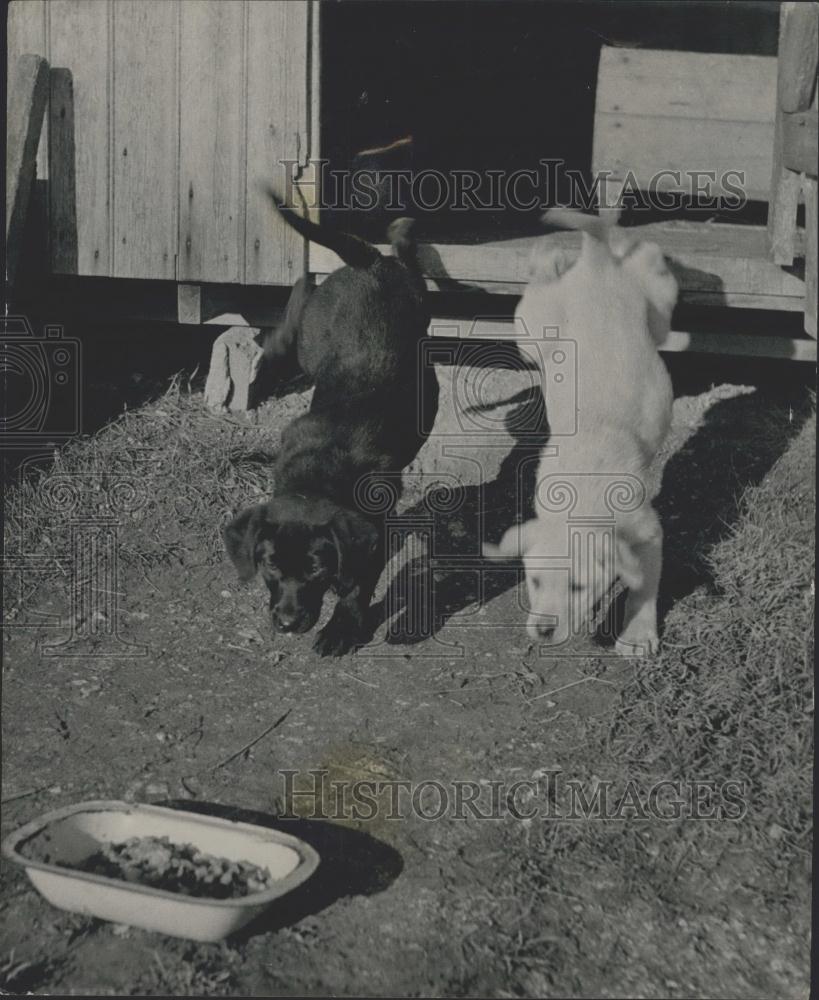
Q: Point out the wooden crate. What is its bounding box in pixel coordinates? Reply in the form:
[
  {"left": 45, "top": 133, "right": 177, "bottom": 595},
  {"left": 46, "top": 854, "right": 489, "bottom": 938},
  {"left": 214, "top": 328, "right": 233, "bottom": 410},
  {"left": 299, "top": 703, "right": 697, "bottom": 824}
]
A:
[{"left": 592, "top": 46, "right": 778, "bottom": 202}]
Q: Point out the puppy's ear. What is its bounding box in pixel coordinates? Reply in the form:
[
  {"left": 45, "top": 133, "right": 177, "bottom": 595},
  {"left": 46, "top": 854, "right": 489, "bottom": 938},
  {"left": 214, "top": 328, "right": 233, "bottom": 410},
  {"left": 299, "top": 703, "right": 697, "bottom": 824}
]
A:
[
  {"left": 223, "top": 504, "right": 272, "bottom": 582},
  {"left": 615, "top": 537, "right": 644, "bottom": 591},
  {"left": 623, "top": 241, "right": 678, "bottom": 344},
  {"left": 328, "top": 509, "right": 380, "bottom": 595}
]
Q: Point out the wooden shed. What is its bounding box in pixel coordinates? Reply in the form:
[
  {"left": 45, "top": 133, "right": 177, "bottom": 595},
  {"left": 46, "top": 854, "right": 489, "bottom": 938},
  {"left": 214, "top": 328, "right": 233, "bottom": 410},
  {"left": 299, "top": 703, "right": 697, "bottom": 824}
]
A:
[{"left": 6, "top": 0, "right": 818, "bottom": 360}]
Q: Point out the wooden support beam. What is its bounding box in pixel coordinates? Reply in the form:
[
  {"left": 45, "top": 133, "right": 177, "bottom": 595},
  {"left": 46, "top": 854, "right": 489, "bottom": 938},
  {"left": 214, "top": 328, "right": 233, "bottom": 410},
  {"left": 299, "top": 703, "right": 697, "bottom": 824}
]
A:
[
  {"left": 768, "top": 2, "right": 819, "bottom": 264},
  {"left": 427, "top": 317, "right": 817, "bottom": 363},
  {"left": 803, "top": 177, "right": 818, "bottom": 338},
  {"left": 5, "top": 54, "right": 49, "bottom": 286},
  {"left": 310, "top": 225, "right": 807, "bottom": 312},
  {"left": 782, "top": 111, "right": 819, "bottom": 177},
  {"left": 778, "top": 2, "right": 819, "bottom": 113}
]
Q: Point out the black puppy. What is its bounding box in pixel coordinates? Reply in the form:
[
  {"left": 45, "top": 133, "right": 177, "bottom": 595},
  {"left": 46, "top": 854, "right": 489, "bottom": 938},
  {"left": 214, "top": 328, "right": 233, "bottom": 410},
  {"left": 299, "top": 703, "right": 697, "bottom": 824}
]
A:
[{"left": 224, "top": 194, "right": 438, "bottom": 656}]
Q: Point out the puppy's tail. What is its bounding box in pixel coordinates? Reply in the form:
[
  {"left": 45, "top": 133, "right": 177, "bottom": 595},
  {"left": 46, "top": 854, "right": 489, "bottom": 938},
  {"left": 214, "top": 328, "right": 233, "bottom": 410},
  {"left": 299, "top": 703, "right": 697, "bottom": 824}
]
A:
[
  {"left": 265, "top": 187, "right": 381, "bottom": 268},
  {"left": 387, "top": 217, "right": 422, "bottom": 274}
]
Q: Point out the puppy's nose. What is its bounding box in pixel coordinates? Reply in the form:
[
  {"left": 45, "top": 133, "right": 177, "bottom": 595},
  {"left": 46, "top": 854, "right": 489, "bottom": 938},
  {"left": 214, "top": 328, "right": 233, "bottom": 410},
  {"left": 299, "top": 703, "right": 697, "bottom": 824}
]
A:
[
  {"left": 528, "top": 617, "right": 558, "bottom": 641},
  {"left": 275, "top": 612, "right": 300, "bottom": 633}
]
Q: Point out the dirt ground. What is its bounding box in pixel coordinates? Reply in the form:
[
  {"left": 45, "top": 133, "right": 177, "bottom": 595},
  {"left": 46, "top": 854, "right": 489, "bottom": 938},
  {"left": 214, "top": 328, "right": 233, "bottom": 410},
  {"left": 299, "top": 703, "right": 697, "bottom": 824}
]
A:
[{"left": 1, "top": 348, "right": 813, "bottom": 997}]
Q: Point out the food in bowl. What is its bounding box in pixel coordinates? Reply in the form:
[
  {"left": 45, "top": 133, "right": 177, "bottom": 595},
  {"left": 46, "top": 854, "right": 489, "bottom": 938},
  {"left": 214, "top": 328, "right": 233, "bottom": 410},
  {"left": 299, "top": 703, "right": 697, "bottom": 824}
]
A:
[{"left": 63, "top": 835, "right": 276, "bottom": 899}]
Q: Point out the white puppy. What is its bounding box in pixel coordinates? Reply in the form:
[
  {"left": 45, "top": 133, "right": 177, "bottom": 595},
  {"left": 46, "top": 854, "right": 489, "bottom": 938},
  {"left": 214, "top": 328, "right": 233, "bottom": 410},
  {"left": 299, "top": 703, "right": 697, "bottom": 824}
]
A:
[{"left": 485, "top": 209, "right": 678, "bottom": 655}]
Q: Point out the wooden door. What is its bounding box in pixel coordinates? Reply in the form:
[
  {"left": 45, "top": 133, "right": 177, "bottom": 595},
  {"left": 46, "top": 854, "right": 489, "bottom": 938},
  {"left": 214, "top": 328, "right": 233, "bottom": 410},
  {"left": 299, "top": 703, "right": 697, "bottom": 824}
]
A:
[{"left": 7, "top": 1, "right": 313, "bottom": 285}]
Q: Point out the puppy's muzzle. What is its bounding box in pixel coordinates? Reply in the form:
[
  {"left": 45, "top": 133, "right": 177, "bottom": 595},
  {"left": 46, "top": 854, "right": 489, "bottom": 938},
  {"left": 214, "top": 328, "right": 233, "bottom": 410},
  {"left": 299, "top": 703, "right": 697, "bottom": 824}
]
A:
[
  {"left": 271, "top": 608, "right": 313, "bottom": 635},
  {"left": 528, "top": 616, "right": 559, "bottom": 641}
]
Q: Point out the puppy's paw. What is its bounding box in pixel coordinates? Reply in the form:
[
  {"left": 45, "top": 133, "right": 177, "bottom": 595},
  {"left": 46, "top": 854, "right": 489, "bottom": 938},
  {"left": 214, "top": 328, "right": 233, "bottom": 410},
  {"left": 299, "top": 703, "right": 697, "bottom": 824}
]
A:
[
  {"left": 313, "top": 620, "right": 362, "bottom": 657},
  {"left": 614, "top": 628, "right": 660, "bottom": 658}
]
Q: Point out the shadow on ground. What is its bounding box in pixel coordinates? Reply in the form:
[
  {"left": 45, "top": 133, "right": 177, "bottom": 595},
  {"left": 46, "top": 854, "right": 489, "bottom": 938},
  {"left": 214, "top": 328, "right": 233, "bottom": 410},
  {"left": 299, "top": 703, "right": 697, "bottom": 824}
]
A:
[
  {"left": 376, "top": 355, "right": 815, "bottom": 647},
  {"left": 160, "top": 799, "right": 403, "bottom": 940}
]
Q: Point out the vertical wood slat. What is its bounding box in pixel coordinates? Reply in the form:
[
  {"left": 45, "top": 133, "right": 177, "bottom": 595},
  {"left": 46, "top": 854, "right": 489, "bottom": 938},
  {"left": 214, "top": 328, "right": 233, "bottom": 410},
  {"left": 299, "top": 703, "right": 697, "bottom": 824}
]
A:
[
  {"left": 244, "top": 0, "right": 309, "bottom": 285},
  {"left": 767, "top": 2, "right": 819, "bottom": 265},
  {"left": 804, "top": 177, "right": 817, "bottom": 337},
  {"left": 778, "top": 2, "right": 819, "bottom": 113},
  {"left": 48, "top": 0, "right": 111, "bottom": 275},
  {"left": 5, "top": 55, "right": 49, "bottom": 285},
  {"left": 112, "top": 0, "right": 178, "bottom": 279},
  {"left": 7, "top": 0, "right": 49, "bottom": 179},
  {"left": 178, "top": 0, "right": 246, "bottom": 283}
]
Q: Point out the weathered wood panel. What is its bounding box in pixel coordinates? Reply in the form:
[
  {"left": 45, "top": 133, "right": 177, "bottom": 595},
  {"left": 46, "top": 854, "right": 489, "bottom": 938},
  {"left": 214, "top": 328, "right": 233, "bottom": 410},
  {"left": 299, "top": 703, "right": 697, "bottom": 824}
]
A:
[
  {"left": 244, "top": 0, "right": 310, "bottom": 285},
  {"left": 804, "top": 175, "right": 817, "bottom": 338},
  {"left": 111, "top": 1, "right": 178, "bottom": 280},
  {"left": 48, "top": 66, "right": 79, "bottom": 274},
  {"left": 6, "top": 55, "right": 49, "bottom": 285},
  {"left": 777, "top": 1, "right": 819, "bottom": 113},
  {"left": 595, "top": 48, "right": 777, "bottom": 123},
  {"left": 594, "top": 116, "right": 774, "bottom": 201},
  {"left": 178, "top": 0, "right": 246, "bottom": 283},
  {"left": 48, "top": 0, "right": 111, "bottom": 275},
  {"left": 593, "top": 47, "right": 777, "bottom": 203},
  {"left": 768, "top": 2, "right": 819, "bottom": 264},
  {"left": 310, "top": 224, "right": 806, "bottom": 311},
  {"left": 7, "top": 0, "right": 49, "bottom": 179}
]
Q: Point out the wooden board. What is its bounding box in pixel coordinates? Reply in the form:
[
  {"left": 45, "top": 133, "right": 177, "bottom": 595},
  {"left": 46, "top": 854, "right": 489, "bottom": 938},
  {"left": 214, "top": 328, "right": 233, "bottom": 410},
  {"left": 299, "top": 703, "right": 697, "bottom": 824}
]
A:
[
  {"left": 5, "top": 55, "right": 48, "bottom": 285},
  {"left": 593, "top": 47, "right": 777, "bottom": 203},
  {"left": 7, "top": 0, "right": 49, "bottom": 180},
  {"left": 594, "top": 117, "right": 774, "bottom": 202},
  {"left": 768, "top": 2, "right": 819, "bottom": 264},
  {"left": 48, "top": 0, "right": 111, "bottom": 275},
  {"left": 595, "top": 49, "right": 777, "bottom": 123},
  {"left": 17, "top": 277, "right": 816, "bottom": 363},
  {"left": 112, "top": 0, "right": 178, "bottom": 280},
  {"left": 244, "top": 0, "right": 310, "bottom": 285},
  {"left": 804, "top": 177, "right": 818, "bottom": 338},
  {"left": 426, "top": 318, "right": 816, "bottom": 363},
  {"left": 777, "top": 1, "right": 819, "bottom": 113},
  {"left": 309, "top": 224, "right": 806, "bottom": 311},
  {"left": 178, "top": 0, "right": 245, "bottom": 283}
]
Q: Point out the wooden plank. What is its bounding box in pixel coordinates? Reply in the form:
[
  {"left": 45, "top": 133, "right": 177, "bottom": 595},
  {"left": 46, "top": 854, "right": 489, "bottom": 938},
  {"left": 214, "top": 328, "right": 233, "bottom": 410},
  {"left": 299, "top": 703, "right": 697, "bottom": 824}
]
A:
[
  {"left": 425, "top": 316, "right": 816, "bottom": 361},
  {"left": 7, "top": 0, "right": 48, "bottom": 180},
  {"left": 309, "top": 226, "right": 807, "bottom": 310},
  {"left": 178, "top": 0, "right": 245, "bottom": 283},
  {"left": 48, "top": 68, "right": 78, "bottom": 274},
  {"left": 804, "top": 177, "right": 817, "bottom": 338},
  {"left": 427, "top": 317, "right": 816, "bottom": 363},
  {"left": 244, "top": 0, "right": 309, "bottom": 285},
  {"left": 595, "top": 47, "right": 777, "bottom": 124},
  {"left": 594, "top": 114, "right": 774, "bottom": 202},
  {"left": 6, "top": 55, "right": 49, "bottom": 285},
  {"left": 48, "top": 0, "right": 111, "bottom": 275},
  {"left": 782, "top": 111, "right": 818, "bottom": 177},
  {"left": 112, "top": 0, "right": 178, "bottom": 280},
  {"left": 777, "top": 2, "right": 819, "bottom": 113},
  {"left": 767, "top": 2, "right": 817, "bottom": 264}
]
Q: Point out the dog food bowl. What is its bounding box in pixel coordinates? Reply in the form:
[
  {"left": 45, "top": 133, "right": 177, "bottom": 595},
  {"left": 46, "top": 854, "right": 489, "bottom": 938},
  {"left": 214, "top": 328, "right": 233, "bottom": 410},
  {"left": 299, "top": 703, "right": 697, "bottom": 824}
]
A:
[{"left": 1, "top": 800, "right": 320, "bottom": 941}]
